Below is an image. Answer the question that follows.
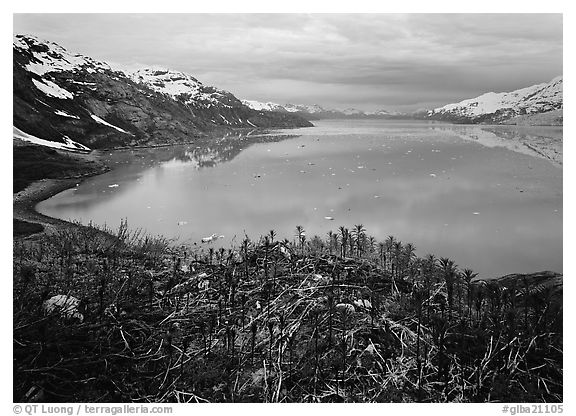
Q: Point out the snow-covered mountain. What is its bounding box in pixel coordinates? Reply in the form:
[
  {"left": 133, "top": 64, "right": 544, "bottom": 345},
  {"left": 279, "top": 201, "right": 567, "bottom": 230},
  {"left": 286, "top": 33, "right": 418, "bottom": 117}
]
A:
[
  {"left": 13, "top": 35, "right": 311, "bottom": 150},
  {"left": 240, "top": 100, "right": 288, "bottom": 112},
  {"left": 428, "top": 77, "right": 563, "bottom": 123},
  {"left": 127, "top": 68, "right": 244, "bottom": 110},
  {"left": 241, "top": 100, "right": 402, "bottom": 120}
]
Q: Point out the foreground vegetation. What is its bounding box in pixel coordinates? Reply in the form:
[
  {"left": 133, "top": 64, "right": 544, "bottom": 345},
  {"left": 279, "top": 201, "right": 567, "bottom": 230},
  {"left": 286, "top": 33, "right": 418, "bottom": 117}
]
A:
[{"left": 13, "top": 222, "right": 562, "bottom": 402}]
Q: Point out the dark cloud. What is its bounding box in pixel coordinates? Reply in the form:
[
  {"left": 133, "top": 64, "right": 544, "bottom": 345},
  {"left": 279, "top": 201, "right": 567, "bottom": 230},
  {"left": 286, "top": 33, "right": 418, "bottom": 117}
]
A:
[{"left": 13, "top": 13, "right": 562, "bottom": 111}]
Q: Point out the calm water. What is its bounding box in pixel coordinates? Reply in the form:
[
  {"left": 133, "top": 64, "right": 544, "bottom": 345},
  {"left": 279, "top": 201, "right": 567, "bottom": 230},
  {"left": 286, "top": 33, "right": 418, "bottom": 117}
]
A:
[{"left": 37, "top": 120, "right": 562, "bottom": 278}]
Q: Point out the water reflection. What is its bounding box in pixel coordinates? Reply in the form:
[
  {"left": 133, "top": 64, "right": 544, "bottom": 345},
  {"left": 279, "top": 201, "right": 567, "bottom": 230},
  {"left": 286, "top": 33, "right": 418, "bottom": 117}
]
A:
[
  {"left": 38, "top": 120, "right": 562, "bottom": 278},
  {"left": 439, "top": 125, "right": 563, "bottom": 167}
]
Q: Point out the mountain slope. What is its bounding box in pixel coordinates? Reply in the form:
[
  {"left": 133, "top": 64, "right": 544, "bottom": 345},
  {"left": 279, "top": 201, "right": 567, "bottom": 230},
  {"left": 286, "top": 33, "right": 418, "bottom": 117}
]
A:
[
  {"left": 428, "top": 77, "right": 563, "bottom": 124},
  {"left": 13, "top": 35, "right": 312, "bottom": 150}
]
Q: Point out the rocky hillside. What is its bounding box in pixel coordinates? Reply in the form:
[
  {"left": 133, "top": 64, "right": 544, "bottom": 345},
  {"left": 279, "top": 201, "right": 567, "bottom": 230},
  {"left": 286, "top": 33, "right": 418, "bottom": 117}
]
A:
[
  {"left": 13, "top": 35, "right": 312, "bottom": 150},
  {"left": 427, "top": 77, "right": 563, "bottom": 124}
]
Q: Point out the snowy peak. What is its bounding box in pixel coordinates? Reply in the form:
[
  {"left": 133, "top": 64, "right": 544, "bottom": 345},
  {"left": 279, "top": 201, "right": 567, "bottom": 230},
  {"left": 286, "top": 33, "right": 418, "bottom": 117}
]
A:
[
  {"left": 14, "top": 34, "right": 110, "bottom": 76},
  {"left": 341, "top": 108, "right": 364, "bottom": 116},
  {"left": 430, "top": 77, "right": 562, "bottom": 122},
  {"left": 285, "top": 103, "right": 328, "bottom": 114},
  {"left": 241, "top": 100, "right": 405, "bottom": 119},
  {"left": 128, "top": 68, "right": 232, "bottom": 107},
  {"left": 241, "top": 100, "right": 287, "bottom": 112},
  {"left": 13, "top": 34, "right": 312, "bottom": 151}
]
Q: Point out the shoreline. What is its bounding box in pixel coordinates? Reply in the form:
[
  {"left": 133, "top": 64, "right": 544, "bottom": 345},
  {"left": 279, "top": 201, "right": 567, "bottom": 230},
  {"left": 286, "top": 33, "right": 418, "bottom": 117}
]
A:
[
  {"left": 13, "top": 164, "right": 110, "bottom": 238},
  {"left": 12, "top": 130, "right": 289, "bottom": 238}
]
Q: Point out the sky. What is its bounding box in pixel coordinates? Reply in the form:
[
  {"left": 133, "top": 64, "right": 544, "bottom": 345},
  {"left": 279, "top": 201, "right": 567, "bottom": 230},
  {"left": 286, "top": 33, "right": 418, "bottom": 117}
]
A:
[{"left": 13, "top": 13, "right": 563, "bottom": 112}]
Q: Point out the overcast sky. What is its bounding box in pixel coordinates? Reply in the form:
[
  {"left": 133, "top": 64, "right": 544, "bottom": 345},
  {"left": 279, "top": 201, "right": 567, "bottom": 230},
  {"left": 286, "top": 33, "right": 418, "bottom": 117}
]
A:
[{"left": 13, "top": 13, "right": 562, "bottom": 111}]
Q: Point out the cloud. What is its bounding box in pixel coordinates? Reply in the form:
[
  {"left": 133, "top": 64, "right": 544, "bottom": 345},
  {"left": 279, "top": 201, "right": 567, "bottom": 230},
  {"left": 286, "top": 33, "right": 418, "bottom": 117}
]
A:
[{"left": 13, "top": 13, "right": 562, "bottom": 111}]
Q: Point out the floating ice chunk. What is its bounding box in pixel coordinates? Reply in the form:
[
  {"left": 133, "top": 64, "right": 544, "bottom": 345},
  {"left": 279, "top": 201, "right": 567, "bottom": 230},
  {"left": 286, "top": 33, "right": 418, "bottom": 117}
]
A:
[
  {"left": 429, "top": 174, "right": 436, "bottom": 178},
  {"left": 473, "top": 212, "right": 480, "bottom": 215},
  {"left": 201, "top": 234, "right": 224, "bottom": 243}
]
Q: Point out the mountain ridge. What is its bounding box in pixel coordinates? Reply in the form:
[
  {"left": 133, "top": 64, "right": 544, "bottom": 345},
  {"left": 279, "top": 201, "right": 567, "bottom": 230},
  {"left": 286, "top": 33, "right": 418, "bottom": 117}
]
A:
[
  {"left": 241, "top": 100, "right": 401, "bottom": 120},
  {"left": 243, "top": 77, "right": 562, "bottom": 125},
  {"left": 427, "top": 76, "right": 562, "bottom": 124},
  {"left": 13, "top": 34, "right": 312, "bottom": 151}
]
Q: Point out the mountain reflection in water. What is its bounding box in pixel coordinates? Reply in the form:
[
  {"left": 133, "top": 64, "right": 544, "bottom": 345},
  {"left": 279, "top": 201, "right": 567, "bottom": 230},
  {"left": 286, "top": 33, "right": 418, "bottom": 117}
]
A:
[{"left": 37, "top": 120, "right": 562, "bottom": 278}]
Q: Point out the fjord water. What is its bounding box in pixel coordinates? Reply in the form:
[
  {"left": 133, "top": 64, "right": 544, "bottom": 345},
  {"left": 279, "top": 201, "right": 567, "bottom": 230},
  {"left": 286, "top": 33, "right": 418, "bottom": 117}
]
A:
[{"left": 37, "top": 120, "right": 562, "bottom": 278}]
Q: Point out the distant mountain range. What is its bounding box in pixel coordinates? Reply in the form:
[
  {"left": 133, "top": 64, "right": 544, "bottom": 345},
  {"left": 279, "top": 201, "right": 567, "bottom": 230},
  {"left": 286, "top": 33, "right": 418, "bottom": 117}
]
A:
[
  {"left": 243, "top": 76, "right": 563, "bottom": 125},
  {"left": 13, "top": 34, "right": 562, "bottom": 153},
  {"left": 13, "top": 35, "right": 312, "bottom": 150},
  {"left": 241, "top": 100, "right": 403, "bottom": 120}
]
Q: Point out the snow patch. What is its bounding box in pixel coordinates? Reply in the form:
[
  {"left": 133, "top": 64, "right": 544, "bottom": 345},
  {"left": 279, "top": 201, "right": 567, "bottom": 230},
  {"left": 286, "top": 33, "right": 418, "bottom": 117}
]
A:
[
  {"left": 54, "top": 110, "right": 79, "bottom": 119},
  {"left": 90, "top": 115, "right": 132, "bottom": 135},
  {"left": 13, "top": 126, "right": 90, "bottom": 152},
  {"left": 32, "top": 78, "right": 73, "bottom": 99}
]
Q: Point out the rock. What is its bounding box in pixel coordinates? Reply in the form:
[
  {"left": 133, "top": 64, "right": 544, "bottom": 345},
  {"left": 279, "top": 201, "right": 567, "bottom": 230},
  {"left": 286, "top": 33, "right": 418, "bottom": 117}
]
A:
[
  {"left": 312, "top": 274, "right": 330, "bottom": 285},
  {"left": 335, "top": 303, "right": 355, "bottom": 314},
  {"left": 353, "top": 299, "right": 372, "bottom": 309},
  {"left": 43, "top": 295, "right": 84, "bottom": 323},
  {"left": 278, "top": 245, "right": 292, "bottom": 259},
  {"left": 198, "top": 279, "right": 210, "bottom": 291},
  {"left": 363, "top": 343, "right": 377, "bottom": 355}
]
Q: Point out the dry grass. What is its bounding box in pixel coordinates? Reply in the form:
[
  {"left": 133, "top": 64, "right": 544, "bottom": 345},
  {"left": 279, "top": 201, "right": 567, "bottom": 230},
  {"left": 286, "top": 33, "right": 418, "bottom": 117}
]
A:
[{"left": 13, "top": 224, "right": 562, "bottom": 402}]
